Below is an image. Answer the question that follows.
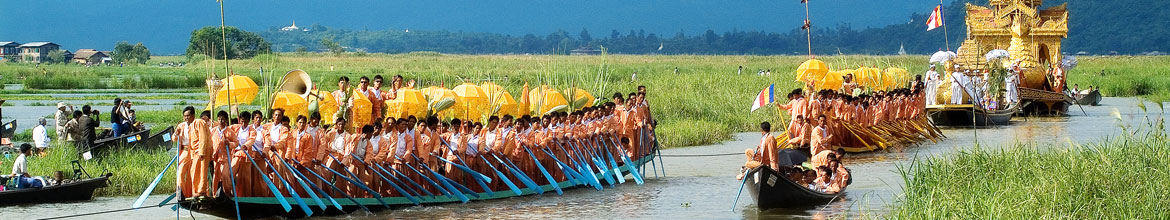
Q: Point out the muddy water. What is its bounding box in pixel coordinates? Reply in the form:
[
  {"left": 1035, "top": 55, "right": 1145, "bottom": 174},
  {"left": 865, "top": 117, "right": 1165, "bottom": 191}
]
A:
[{"left": 1, "top": 97, "right": 1166, "bottom": 219}]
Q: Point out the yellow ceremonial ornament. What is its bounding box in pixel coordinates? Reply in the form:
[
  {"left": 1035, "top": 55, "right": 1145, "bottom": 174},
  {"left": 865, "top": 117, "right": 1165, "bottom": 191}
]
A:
[
  {"left": 528, "top": 85, "right": 551, "bottom": 115},
  {"left": 481, "top": 82, "right": 518, "bottom": 117},
  {"left": 796, "top": 59, "right": 828, "bottom": 82},
  {"left": 538, "top": 88, "right": 569, "bottom": 116},
  {"left": 422, "top": 86, "right": 457, "bottom": 119},
  {"left": 453, "top": 83, "right": 488, "bottom": 122},
  {"left": 349, "top": 91, "right": 373, "bottom": 130},
  {"left": 385, "top": 88, "right": 426, "bottom": 119},
  {"left": 315, "top": 89, "right": 338, "bottom": 125},
  {"left": 209, "top": 75, "right": 259, "bottom": 109},
  {"left": 517, "top": 83, "right": 531, "bottom": 116},
  {"left": 569, "top": 88, "right": 595, "bottom": 110},
  {"left": 821, "top": 71, "right": 845, "bottom": 91},
  {"left": 270, "top": 91, "right": 309, "bottom": 120}
]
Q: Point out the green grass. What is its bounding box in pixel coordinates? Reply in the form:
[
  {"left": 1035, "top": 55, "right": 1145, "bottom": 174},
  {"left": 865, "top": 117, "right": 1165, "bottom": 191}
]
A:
[
  {"left": 889, "top": 119, "right": 1170, "bottom": 219},
  {"left": 1066, "top": 56, "right": 1170, "bottom": 102},
  {"left": 1, "top": 141, "right": 176, "bottom": 197}
]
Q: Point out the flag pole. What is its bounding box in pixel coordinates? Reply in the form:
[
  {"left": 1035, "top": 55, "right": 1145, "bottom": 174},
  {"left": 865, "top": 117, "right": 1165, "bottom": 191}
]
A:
[
  {"left": 803, "top": 0, "right": 814, "bottom": 58},
  {"left": 940, "top": 0, "right": 951, "bottom": 52}
]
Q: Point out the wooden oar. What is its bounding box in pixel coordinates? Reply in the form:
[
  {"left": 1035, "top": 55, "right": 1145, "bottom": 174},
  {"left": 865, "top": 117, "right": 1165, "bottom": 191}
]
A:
[
  {"left": 477, "top": 153, "right": 523, "bottom": 195},
  {"left": 431, "top": 154, "right": 494, "bottom": 197},
  {"left": 277, "top": 158, "right": 344, "bottom": 211},
  {"left": 319, "top": 155, "right": 391, "bottom": 208},
  {"left": 410, "top": 157, "right": 470, "bottom": 203},
  {"left": 222, "top": 147, "right": 241, "bottom": 219},
  {"left": 240, "top": 150, "right": 293, "bottom": 212},
  {"left": 605, "top": 134, "right": 644, "bottom": 185},
  {"left": 568, "top": 140, "right": 615, "bottom": 186},
  {"left": 349, "top": 154, "right": 420, "bottom": 205},
  {"left": 397, "top": 155, "right": 454, "bottom": 198},
  {"left": 375, "top": 162, "right": 434, "bottom": 198},
  {"left": 132, "top": 143, "right": 181, "bottom": 208},
  {"left": 303, "top": 161, "right": 370, "bottom": 212},
  {"left": 258, "top": 152, "right": 315, "bottom": 216},
  {"left": 519, "top": 144, "right": 563, "bottom": 195},
  {"left": 490, "top": 152, "right": 543, "bottom": 194},
  {"left": 596, "top": 137, "right": 625, "bottom": 184}
]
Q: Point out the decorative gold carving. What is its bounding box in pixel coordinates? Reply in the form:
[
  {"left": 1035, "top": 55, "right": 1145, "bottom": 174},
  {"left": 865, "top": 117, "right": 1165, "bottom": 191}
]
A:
[{"left": 955, "top": 0, "right": 1067, "bottom": 90}]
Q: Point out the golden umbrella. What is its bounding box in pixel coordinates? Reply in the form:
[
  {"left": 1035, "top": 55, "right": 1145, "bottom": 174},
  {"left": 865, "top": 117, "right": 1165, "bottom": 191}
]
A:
[
  {"left": 386, "top": 88, "right": 427, "bottom": 119},
  {"left": 527, "top": 85, "right": 551, "bottom": 115},
  {"left": 538, "top": 88, "right": 569, "bottom": 116},
  {"left": 349, "top": 91, "right": 373, "bottom": 130},
  {"left": 795, "top": 59, "right": 829, "bottom": 82},
  {"left": 421, "top": 86, "right": 457, "bottom": 119},
  {"left": 568, "top": 88, "right": 595, "bottom": 110},
  {"left": 453, "top": 83, "right": 487, "bottom": 121},
  {"left": 517, "top": 82, "right": 531, "bottom": 116},
  {"left": 481, "top": 82, "right": 518, "bottom": 117},
  {"left": 208, "top": 75, "right": 259, "bottom": 109},
  {"left": 314, "top": 90, "right": 338, "bottom": 125},
  {"left": 270, "top": 91, "right": 308, "bottom": 121}
]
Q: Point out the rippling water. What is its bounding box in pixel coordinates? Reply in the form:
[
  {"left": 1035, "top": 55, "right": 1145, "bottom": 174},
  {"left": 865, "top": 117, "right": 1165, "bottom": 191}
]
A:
[{"left": 2, "top": 97, "right": 1166, "bottom": 219}]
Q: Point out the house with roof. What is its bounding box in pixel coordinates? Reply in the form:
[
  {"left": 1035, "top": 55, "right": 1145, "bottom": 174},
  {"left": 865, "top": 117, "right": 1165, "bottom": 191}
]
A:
[
  {"left": 72, "top": 49, "right": 109, "bottom": 65},
  {"left": 0, "top": 41, "right": 20, "bottom": 61},
  {"left": 18, "top": 42, "right": 61, "bottom": 63}
]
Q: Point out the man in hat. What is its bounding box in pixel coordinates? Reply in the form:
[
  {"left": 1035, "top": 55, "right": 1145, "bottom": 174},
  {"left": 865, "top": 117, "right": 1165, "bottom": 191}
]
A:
[
  {"left": 950, "top": 66, "right": 966, "bottom": 105},
  {"left": 54, "top": 103, "right": 73, "bottom": 141}
]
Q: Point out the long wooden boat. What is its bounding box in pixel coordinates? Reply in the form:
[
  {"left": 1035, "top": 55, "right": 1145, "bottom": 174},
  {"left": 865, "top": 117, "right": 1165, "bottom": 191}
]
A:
[
  {"left": 0, "top": 173, "right": 111, "bottom": 206},
  {"left": 1, "top": 119, "right": 16, "bottom": 139},
  {"left": 87, "top": 126, "right": 174, "bottom": 155},
  {"left": 181, "top": 150, "right": 658, "bottom": 219},
  {"left": 745, "top": 165, "right": 846, "bottom": 210},
  {"left": 1074, "top": 90, "right": 1101, "bottom": 106},
  {"left": 926, "top": 104, "right": 1015, "bottom": 127}
]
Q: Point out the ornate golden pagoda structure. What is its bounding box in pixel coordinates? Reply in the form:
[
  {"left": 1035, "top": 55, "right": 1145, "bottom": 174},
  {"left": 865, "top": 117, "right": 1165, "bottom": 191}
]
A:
[{"left": 954, "top": 0, "right": 1068, "bottom": 90}]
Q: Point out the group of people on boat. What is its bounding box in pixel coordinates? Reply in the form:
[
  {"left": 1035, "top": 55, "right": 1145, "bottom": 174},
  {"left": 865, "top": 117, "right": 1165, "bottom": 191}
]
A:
[
  {"left": 778, "top": 83, "right": 927, "bottom": 150},
  {"left": 172, "top": 75, "right": 656, "bottom": 200}
]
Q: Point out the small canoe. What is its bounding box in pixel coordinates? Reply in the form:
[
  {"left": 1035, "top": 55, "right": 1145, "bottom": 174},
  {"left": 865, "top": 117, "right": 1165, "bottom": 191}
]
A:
[
  {"left": 87, "top": 126, "right": 174, "bottom": 156},
  {"left": 1, "top": 120, "right": 16, "bottom": 139},
  {"left": 745, "top": 165, "right": 845, "bottom": 210},
  {"left": 927, "top": 104, "right": 1015, "bottom": 127},
  {"left": 1074, "top": 90, "right": 1101, "bottom": 106},
  {"left": 0, "top": 173, "right": 111, "bottom": 206}
]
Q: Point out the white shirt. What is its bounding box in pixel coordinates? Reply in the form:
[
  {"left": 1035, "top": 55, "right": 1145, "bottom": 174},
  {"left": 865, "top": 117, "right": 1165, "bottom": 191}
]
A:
[
  {"left": 11, "top": 154, "right": 27, "bottom": 176},
  {"left": 33, "top": 125, "right": 50, "bottom": 148},
  {"left": 236, "top": 126, "right": 251, "bottom": 151},
  {"left": 396, "top": 132, "right": 408, "bottom": 157},
  {"left": 331, "top": 131, "right": 348, "bottom": 153}
]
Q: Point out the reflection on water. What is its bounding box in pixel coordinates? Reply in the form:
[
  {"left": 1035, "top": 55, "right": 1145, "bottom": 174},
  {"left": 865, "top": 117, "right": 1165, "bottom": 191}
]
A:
[{"left": 0, "top": 98, "right": 1166, "bottom": 219}]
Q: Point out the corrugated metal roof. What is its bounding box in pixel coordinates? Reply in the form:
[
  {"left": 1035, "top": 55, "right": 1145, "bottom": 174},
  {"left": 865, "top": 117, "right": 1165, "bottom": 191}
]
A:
[
  {"left": 0, "top": 41, "right": 20, "bottom": 47},
  {"left": 19, "top": 42, "right": 58, "bottom": 47}
]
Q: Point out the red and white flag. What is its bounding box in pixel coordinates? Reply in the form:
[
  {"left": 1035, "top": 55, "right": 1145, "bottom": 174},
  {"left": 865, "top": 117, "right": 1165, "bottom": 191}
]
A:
[
  {"left": 750, "top": 84, "right": 775, "bottom": 112},
  {"left": 926, "top": 4, "right": 944, "bottom": 31}
]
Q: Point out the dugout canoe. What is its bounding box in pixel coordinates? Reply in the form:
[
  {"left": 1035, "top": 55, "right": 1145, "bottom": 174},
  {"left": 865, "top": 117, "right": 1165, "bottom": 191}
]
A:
[
  {"left": 926, "top": 104, "right": 1015, "bottom": 127},
  {"left": 180, "top": 150, "right": 658, "bottom": 219},
  {"left": 87, "top": 126, "right": 174, "bottom": 155},
  {"left": 1074, "top": 90, "right": 1101, "bottom": 106},
  {"left": 0, "top": 173, "right": 111, "bottom": 206},
  {"left": 1, "top": 120, "right": 16, "bottom": 139},
  {"left": 745, "top": 165, "right": 847, "bottom": 210}
]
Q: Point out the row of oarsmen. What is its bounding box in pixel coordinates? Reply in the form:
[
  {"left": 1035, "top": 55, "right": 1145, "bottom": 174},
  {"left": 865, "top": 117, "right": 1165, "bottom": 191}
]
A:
[{"left": 171, "top": 90, "right": 656, "bottom": 199}]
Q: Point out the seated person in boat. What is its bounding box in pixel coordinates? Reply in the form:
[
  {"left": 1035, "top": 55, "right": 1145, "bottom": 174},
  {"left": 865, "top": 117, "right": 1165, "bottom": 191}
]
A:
[
  {"left": 8, "top": 144, "right": 44, "bottom": 189},
  {"left": 737, "top": 122, "right": 777, "bottom": 180},
  {"left": 45, "top": 170, "right": 73, "bottom": 186},
  {"left": 811, "top": 166, "right": 832, "bottom": 192},
  {"left": 825, "top": 159, "right": 849, "bottom": 194}
]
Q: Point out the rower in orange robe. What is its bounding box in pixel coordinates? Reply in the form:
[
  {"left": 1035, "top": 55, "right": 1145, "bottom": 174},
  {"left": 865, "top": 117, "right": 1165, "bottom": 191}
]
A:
[
  {"left": 228, "top": 111, "right": 255, "bottom": 197},
  {"left": 292, "top": 115, "right": 317, "bottom": 196},
  {"left": 262, "top": 109, "right": 292, "bottom": 194},
  {"left": 173, "top": 107, "right": 196, "bottom": 198},
  {"left": 810, "top": 115, "right": 833, "bottom": 155},
  {"left": 320, "top": 117, "right": 349, "bottom": 197},
  {"left": 186, "top": 108, "right": 213, "bottom": 198},
  {"left": 210, "top": 111, "right": 234, "bottom": 197}
]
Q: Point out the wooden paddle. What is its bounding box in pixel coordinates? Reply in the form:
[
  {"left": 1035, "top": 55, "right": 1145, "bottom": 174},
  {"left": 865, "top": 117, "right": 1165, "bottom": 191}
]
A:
[
  {"left": 303, "top": 161, "right": 370, "bottom": 212},
  {"left": 349, "top": 154, "right": 420, "bottom": 205},
  {"left": 519, "top": 144, "right": 564, "bottom": 195},
  {"left": 132, "top": 143, "right": 181, "bottom": 208}
]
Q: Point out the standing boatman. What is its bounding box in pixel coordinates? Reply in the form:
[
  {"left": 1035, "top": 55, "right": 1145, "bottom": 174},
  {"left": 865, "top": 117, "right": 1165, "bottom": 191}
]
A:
[
  {"left": 924, "top": 65, "right": 940, "bottom": 106},
  {"left": 950, "top": 65, "right": 965, "bottom": 105}
]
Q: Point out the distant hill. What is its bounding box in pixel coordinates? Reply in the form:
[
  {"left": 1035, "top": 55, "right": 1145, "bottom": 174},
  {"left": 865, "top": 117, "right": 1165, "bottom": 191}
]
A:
[{"left": 259, "top": 0, "right": 1168, "bottom": 55}]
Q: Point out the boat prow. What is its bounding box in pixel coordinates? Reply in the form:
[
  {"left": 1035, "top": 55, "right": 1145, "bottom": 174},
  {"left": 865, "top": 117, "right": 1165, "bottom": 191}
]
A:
[
  {"left": 927, "top": 104, "right": 1015, "bottom": 127},
  {"left": 745, "top": 165, "right": 844, "bottom": 210}
]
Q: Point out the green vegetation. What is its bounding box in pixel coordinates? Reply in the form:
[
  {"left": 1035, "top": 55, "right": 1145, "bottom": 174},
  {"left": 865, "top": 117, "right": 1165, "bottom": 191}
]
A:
[
  {"left": 112, "top": 41, "right": 152, "bottom": 64},
  {"left": 187, "top": 26, "right": 272, "bottom": 59},
  {"left": 1, "top": 141, "right": 176, "bottom": 197},
  {"left": 890, "top": 115, "right": 1170, "bottom": 219},
  {"left": 1065, "top": 56, "right": 1170, "bottom": 101}
]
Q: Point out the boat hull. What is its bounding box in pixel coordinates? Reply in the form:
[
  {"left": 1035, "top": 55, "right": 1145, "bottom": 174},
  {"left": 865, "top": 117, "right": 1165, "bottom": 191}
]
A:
[
  {"left": 87, "top": 126, "right": 174, "bottom": 156},
  {"left": 927, "top": 105, "right": 1013, "bottom": 127},
  {"left": 182, "top": 151, "right": 657, "bottom": 218},
  {"left": 0, "top": 174, "right": 111, "bottom": 206},
  {"left": 1074, "top": 90, "right": 1101, "bottom": 106},
  {"left": 745, "top": 166, "right": 842, "bottom": 210},
  {"left": 1, "top": 120, "right": 16, "bottom": 139}
]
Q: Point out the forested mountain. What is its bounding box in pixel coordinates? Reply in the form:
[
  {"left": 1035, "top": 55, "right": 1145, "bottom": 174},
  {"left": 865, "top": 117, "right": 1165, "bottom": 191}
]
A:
[{"left": 259, "top": 0, "right": 1168, "bottom": 55}]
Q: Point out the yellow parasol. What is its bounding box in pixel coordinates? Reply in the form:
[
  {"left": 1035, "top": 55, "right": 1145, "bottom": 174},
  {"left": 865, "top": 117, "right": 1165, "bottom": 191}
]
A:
[
  {"left": 385, "top": 88, "right": 427, "bottom": 119},
  {"left": 538, "top": 88, "right": 569, "bottom": 116},
  {"left": 528, "top": 85, "right": 551, "bottom": 115},
  {"left": 796, "top": 59, "right": 829, "bottom": 82},
  {"left": 453, "top": 83, "right": 487, "bottom": 121},
  {"left": 314, "top": 90, "right": 338, "bottom": 125},
  {"left": 517, "top": 82, "right": 531, "bottom": 116},
  {"left": 208, "top": 75, "right": 259, "bottom": 109},
  {"left": 481, "top": 82, "right": 518, "bottom": 117},
  {"left": 349, "top": 91, "right": 373, "bottom": 130},
  {"left": 568, "top": 88, "right": 595, "bottom": 110},
  {"left": 421, "top": 86, "right": 457, "bottom": 119},
  {"left": 270, "top": 91, "right": 308, "bottom": 121}
]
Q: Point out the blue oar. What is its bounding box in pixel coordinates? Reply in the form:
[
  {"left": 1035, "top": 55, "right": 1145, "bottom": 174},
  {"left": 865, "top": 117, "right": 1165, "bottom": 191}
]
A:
[
  {"left": 132, "top": 143, "right": 181, "bottom": 208},
  {"left": 520, "top": 145, "right": 563, "bottom": 195},
  {"left": 375, "top": 163, "right": 433, "bottom": 198},
  {"left": 597, "top": 137, "right": 625, "bottom": 184},
  {"left": 323, "top": 154, "right": 391, "bottom": 208},
  {"left": 551, "top": 143, "right": 602, "bottom": 190},
  {"left": 539, "top": 147, "right": 591, "bottom": 188},
  {"left": 478, "top": 153, "right": 523, "bottom": 196},
  {"left": 491, "top": 153, "right": 542, "bottom": 194},
  {"left": 653, "top": 129, "right": 666, "bottom": 177},
  {"left": 350, "top": 154, "right": 420, "bottom": 205},
  {"left": 222, "top": 147, "right": 241, "bottom": 219},
  {"left": 275, "top": 156, "right": 340, "bottom": 211},
  {"left": 399, "top": 155, "right": 453, "bottom": 198},
  {"left": 731, "top": 168, "right": 754, "bottom": 211},
  {"left": 430, "top": 154, "right": 493, "bottom": 184},
  {"left": 240, "top": 150, "right": 293, "bottom": 212},
  {"left": 436, "top": 140, "right": 496, "bottom": 197},
  {"left": 413, "top": 159, "right": 470, "bottom": 203},
  {"left": 530, "top": 145, "right": 581, "bottom": 186},
  {"left": 303, "top": 161, "right": 370, "bottom": 212},
  {"left": 156, "top": 193, "right": 176, "bottom": 207},
  {"left": 568, "top": 140, "right": 615, "bottom": 186},
  {"left": 413, "top": 153, "right": 480, "bottom": 199},
  {"left": 259, "top": 152, "right": 315, "bottom": 216},
  {"left": 607, "top": 135, "right": 644, "bottom": 185}
]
